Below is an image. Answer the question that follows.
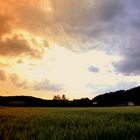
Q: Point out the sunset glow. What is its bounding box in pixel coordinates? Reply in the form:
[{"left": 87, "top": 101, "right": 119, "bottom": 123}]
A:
[{"left": 0, "top": 0, "right": 140, "bottom": 99}]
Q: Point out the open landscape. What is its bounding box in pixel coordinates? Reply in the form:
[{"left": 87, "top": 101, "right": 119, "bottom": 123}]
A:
[
  {"left": 1, "top": 107, "right": 140, "bottom": 140},
  {"left": 1, "top": 0, "right": 140, "bottom": 140}
]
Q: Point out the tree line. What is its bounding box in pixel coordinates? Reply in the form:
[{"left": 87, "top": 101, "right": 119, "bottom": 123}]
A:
[
  {"left": 0, "top": 86, "right": 140, "bottom": 107},
  {"left": 0, "top": 95, "right": 93, "bottom": 107}
]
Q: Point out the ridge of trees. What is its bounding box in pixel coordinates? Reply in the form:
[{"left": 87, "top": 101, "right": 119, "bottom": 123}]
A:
[
  {"left": 92, "top": 86, "right": 140, "bottom": 106},
  {"left": 0, "top": 86, "right": 140, "bottom": 107}
]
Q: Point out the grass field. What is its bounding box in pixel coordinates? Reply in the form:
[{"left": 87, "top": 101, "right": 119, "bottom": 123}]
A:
[{"left": 0, "top": 107, "right": 140, "bottom": 140}]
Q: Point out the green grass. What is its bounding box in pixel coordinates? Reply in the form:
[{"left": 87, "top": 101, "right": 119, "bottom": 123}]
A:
[{"left": 1, "top": 107, "right": 140, "bottom": 140}]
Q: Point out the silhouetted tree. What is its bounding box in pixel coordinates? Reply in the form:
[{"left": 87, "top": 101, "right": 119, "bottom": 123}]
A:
[
  {"left": 53, "top": 94, "right": 68, "bottom": 101},
  {"left": 62, "top": 94, "right": 66, "bottom": 100},
  {"left": 0, "top": 86, "right": 140, "bottom": 107},
  {"left": 53, "top": 95, "right": 61, "bottom": 100},
  {"left": 62, "top": 94, "right": 69, "bottom": 100}
]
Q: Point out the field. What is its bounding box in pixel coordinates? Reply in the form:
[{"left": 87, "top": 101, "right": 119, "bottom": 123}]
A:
[{"left": 0, "top": 107, "right": 140, "bottom": 140}]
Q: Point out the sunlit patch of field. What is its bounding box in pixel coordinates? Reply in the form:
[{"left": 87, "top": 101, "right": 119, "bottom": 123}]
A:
[{"left": 1, "top": 107, "right": 140, "bottom": 140}]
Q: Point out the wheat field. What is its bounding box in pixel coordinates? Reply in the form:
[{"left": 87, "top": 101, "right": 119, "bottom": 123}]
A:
[{"left": 0, "top": 107, "right": 140, "bottom": 140}]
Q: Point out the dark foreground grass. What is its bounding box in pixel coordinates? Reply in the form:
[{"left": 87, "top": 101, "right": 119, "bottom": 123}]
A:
[{"left": 0, "top": 107, "right": 140, "bottom": 140}]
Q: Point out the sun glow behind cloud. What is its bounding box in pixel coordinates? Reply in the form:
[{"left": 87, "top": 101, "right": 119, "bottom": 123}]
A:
[
  {"left": 4, "top": 43, "right": 122, "bottom": 97},
  {"left": 0, "top": 0, "right": 140, "bottom": 99}
]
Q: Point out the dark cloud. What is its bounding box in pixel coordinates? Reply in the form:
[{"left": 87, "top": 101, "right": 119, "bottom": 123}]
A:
[
  {"left": 1, "top": 0, "right": 140, "bottom": 76},
  {"left": 50, "top": 0, "right": 125, "bottom": 40},
  {"left": 34, "top": 80, "right": 63, "bottom": 92},
  {"left": 52, "top": 0, "right": 124, "bottom": 26},
  {"left": 114, "top": 44, "right": 140, "bottom": 75},
  {"left": 0, "top": 70, "right": 7, "bottom": 81},
  {"left": 106, "top": 0, "right": 140, "bottom": 76},
  {"left": 88, "top": 66, "right": 99, "bottom": 73},
  {"left": 0, "top": 0, "right": 128, "bottom": 52},
  {"left": 0, "top": 0, "right": 126, "bottom": 49},
  {"left": 132, "top": 0, "right": 140, "bottom": 8},
  {"left": 113, "top": 23, "right": 140, "bottom": 75},
  {"left": 98, "top": 0, "right": 124, "bottom": 21}
]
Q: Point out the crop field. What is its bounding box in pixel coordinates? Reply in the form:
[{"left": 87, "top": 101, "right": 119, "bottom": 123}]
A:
[{"left": 0, "top": 107, "right": 140, "bottom": 140}]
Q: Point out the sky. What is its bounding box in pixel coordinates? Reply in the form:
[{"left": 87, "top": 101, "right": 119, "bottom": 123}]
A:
[{"left": 0, "top": 0, "right": 140, "bottom": 99}]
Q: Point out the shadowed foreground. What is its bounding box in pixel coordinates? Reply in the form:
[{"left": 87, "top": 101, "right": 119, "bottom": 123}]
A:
[{"left": 0, "top": 107, "right": 140, "bottom": 140}]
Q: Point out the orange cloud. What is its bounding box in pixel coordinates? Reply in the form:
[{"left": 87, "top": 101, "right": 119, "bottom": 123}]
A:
[
  {"left": 0, "top": 1, "right": 48, "bottom": 59},
  {"left": 0, "top": 34, "right": 42, "bottom": 58},
  {"left": 9, "top": 73, "right": 28, "bottom": 89},
  {"left": 0, "top": 70, "right": 7, "bottom": 81},
  {"left": 0, "top": 16, "right": 12, "bottom": 37}
]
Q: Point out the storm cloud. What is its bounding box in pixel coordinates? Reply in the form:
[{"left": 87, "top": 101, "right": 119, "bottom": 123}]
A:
[
  {"left": 1, "top": 0, "right": 140, "bottom": 75},
  {"left": 114, "top": 42, "right": 140, "bottom": 75},
  {"left": 0, "top": 0, "right": 127, "bottom": 49}
]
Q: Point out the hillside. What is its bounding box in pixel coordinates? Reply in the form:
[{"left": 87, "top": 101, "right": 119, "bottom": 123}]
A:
[
  {"left": 0, "top": 96, "right": 49, "bottom": 107},
  {"left": 0, "top": 96, "right": 92, "bottom": 107},
  {"left": 92, "top": 86, "right": 140, "bottom": 106},
  {"left": 0, "top": 86, "right": 140, "bottom": 107}
]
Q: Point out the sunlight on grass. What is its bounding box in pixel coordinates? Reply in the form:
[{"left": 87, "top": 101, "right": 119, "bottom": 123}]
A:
[{"left": 0, "top": 107, "right": 140, "bottom": 140}]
